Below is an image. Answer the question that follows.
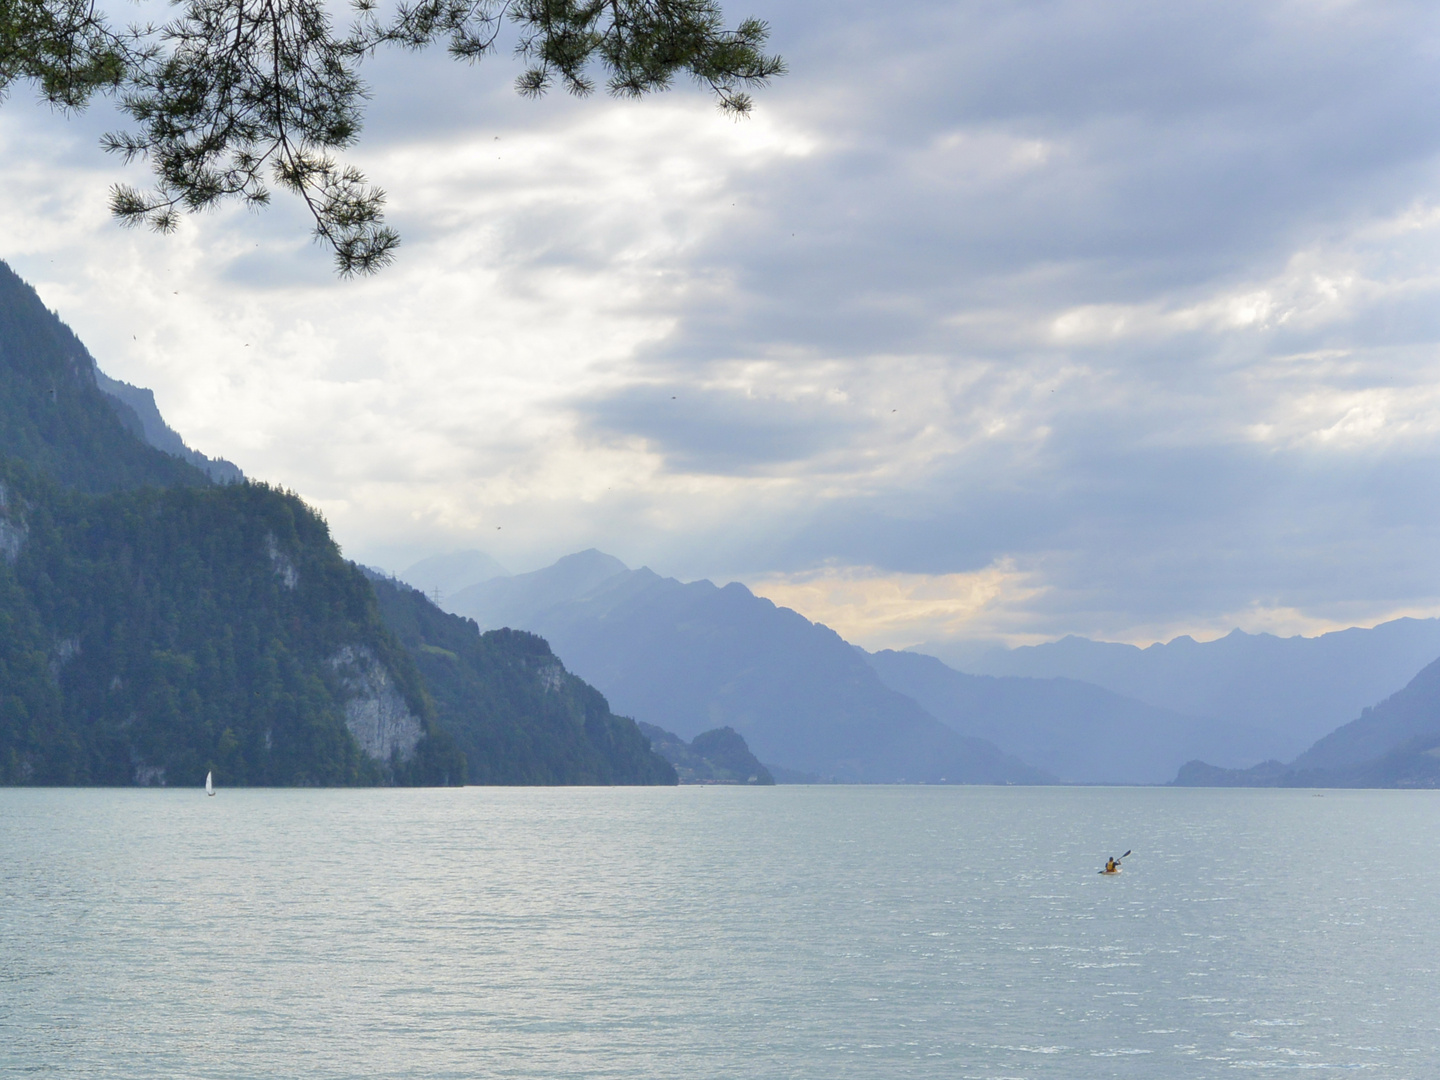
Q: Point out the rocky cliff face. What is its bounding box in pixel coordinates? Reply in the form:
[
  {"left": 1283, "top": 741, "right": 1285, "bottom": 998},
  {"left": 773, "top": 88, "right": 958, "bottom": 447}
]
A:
[
  {"left": 330, "top": 645, "right": 424, "bottom": 763},
  {"left": 0, "top": 480, "right": 25, "bottom": 562}
]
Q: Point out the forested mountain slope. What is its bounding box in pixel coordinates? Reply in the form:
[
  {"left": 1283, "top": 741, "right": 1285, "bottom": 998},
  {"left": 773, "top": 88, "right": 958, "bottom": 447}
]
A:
[
  {"left": 0, "top": 260, "right": 667, "bottom": 787},
  {"left": 0, "top": 463, "right": 463, "bottom": 785}
]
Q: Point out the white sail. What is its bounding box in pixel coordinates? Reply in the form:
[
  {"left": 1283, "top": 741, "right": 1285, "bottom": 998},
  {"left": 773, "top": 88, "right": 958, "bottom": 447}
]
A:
[{"left": 205, "top": 771, "right": 214, "bottom": 796}]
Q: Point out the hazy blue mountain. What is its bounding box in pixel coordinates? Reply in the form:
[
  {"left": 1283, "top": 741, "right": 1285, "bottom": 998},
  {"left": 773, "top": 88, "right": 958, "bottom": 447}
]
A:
[
  {"left": 1175, "top": 655, "right": 1440, "bottom": 788},
  {"left": 366, "top": 572, "right": 675, "bottom": 785},
  {"left": 400, "top": 549, "right": 511, "bottom": 603},
  {"left": 446, "top": 554, "right": 1052, "bottom": 784},
  {"left": 1290, "top": 657, "right": 1440, "bottom": 773},
  {"left": 638, "top": 722, "right": 774, "bottom": 784},
  {"left": 450, "top": 549, "right": 628, "bottom": 627},
  {"left": 865, "top": 649, "right": 1236, "bottom": 785},
  {"left": 931, "top": 620, "right": 1440, "bottom": 765},
  {"left": 93, "top": 371, "right": 243, "bottom": 484}
]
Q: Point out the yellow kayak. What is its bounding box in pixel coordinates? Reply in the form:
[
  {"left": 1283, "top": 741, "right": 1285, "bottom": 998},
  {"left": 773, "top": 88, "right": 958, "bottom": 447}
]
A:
[{"left": 1099, "top": 867, "right": 1121, "bottom": 875}]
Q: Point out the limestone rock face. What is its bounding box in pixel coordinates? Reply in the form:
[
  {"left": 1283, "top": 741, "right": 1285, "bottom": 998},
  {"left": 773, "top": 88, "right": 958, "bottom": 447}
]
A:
[
  {"left": 265, "top": 533, "right": 299, "bottom": 589},
  {"left": 537, "top": 659, "right": 565, "bottom": 693},
  {"left": 48, "top": 638, "right": 79, "bottom": 680},
  {"left": 329, "top": 645, "right": 423, "bottom": 762},
  {"left": 0, "top": 481, "right": 26, "bottom": 563}
]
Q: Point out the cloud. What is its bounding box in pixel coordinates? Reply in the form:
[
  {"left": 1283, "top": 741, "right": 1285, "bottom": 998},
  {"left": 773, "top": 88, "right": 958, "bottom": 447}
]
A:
[
  {"left": 747, "top": 560, "right": 1046, "bottom": 650},
  {"left": 5, "top": 0, "right": 1440, "bottom": 645}
]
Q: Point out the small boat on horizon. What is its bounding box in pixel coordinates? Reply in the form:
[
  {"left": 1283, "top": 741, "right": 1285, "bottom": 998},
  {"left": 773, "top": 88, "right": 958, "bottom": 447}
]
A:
[{"left": 205, "top": 771, "right": 215, "bottom": 797}]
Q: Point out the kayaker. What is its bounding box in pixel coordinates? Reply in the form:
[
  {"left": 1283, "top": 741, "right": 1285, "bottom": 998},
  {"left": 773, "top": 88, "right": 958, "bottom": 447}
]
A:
[{"left": 1104, "top": 857, "right": 1118, "bottom": 873}]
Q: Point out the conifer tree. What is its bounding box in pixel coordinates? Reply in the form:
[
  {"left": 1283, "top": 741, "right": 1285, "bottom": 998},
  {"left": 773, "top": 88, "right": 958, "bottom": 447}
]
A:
[{"left": 0, "top": 0, "right": 782, "bottom": 274}]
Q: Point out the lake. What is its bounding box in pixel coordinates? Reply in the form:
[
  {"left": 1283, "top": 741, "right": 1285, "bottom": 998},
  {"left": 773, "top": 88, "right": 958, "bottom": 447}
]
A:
[{"left": 2, "top": 786, "right": 1438, "bottom": 1077}]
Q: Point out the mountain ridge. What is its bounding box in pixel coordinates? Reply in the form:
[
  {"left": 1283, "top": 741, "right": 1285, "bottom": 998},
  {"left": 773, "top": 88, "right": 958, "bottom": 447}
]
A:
[
  {"left": 0, "top": 260, "right": 210, "bottom": 493},
  {"left": 865, "top": 649, "right": 1228, "bottom": 785},
  {"left": 94, "top": 370, "right": 243, "bottom": 485},
  {"left": 445, "top": 552, "right": 1054, "bottom": 784},
  {"left": 931, "top": 619, "right": 1440, "bottom": 765},
  {"left": 1174, "top": 655, "right": 1440, "bottom": 788}
]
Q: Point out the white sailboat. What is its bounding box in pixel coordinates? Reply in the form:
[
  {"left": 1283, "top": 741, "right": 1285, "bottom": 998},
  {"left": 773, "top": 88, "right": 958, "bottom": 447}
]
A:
[{"left": 205, "top": 770, "right": 215, "bottom": 796}]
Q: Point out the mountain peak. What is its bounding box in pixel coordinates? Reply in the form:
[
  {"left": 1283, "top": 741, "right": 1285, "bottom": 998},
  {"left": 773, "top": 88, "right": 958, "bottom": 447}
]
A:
[{"left": 552, "top": 548, "right": 629, "bottom": 576}]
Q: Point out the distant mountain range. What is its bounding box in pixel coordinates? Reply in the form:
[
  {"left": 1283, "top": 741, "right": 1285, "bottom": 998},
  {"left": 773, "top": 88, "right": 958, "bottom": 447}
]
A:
[
  {"left": 436, "top": 551, "right": 1054, "bottom": 784},
  {"left": 430, "top": 548, "right": 1273, "bottom": 785},
  {"left": 935, "top": 622, "right": 1440, "bottom": 765},
  {"left": 864, "top": 649, "right": 1233, "bottom": 785},
  {"left": 1175, "top": 655, "right": 1440, "bottom": 788},
  {"left": 400, "top": 549, "right": 511, "bottom": 603},
  {"left": 418, "top": 547, "right": 1440, "bottom": 788}
]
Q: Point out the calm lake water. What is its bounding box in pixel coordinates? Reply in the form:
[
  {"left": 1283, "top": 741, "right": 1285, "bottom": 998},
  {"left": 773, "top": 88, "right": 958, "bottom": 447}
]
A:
[{"left": 2, "top": 786, "right": 1438, "bottom": 1078}]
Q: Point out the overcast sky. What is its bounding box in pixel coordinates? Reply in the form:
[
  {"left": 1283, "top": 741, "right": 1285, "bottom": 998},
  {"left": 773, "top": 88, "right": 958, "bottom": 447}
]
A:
[{"left": 5, "top": 0, "right": 1440, "bottom": 650}]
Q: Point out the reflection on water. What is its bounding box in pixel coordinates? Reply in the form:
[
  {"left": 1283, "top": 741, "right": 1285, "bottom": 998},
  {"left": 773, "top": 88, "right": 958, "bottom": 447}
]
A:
[{"left": 2, "top": 786, "right": 1438, "bottom": 1077}]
